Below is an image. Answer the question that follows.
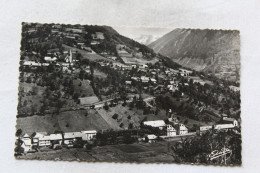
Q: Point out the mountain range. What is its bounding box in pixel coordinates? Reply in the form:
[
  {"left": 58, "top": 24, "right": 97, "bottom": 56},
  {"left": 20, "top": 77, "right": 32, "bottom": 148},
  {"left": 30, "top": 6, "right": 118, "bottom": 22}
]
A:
[{"left": 148, "top": 29, "right": 240, "bottom": 81}]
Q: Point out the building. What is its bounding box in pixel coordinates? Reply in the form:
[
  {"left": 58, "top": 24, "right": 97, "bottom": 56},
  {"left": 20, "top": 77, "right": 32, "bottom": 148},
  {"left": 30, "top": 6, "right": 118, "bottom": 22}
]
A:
[
  {"left": 141, "top": 76, "right": 149, "bottom": 83},
  {"left": 81, "top": 130, "right": 97, "bottom": 141},
  {"left": 38, "top": 135, "right": 51, "bottom": 147},
  {"left": 49, "top": 134, "right": 63, "bottom": 144},
  {"left": 91, "top": 32, "right": 105, "bottom": 39},
  {"left": 214, "top": 124, "right": 235, "bottom": 130},
  {"left": 32, "top": 132, "right": 48, "bottom": 146},
  {"left": 229, "top": 85, "right": 240, "bottom": 92},
  {"left": 107, "top": 56, "right": 117, "bottom": 61},
  {"left": 143, "top": 120, "right": 166, "bottom": 130},
  {"left": 174, "top": 124, "right": 188, "bottom": 135},
  {"left": 167, "top": 85, "right": 177, "bottom": 92},
  {"left": 65, "top": 49, "right": 73, "bottom": 63},
  {"left": 90, "top": 40, "right": 100, "bottom": 45},
  {"left": 64, "top": 132, "right": 82, "bottom": 146},
  {"left": 200, "top": 125, "right": 213, "bottom": 132},
  {"left": 150, "top": 78, "right": 157, "bottom": 84},
  {"left": 167, "top": 124, "right": 177, "bottom": 136},
  {"left": 125, "top": 81, "right": 132, "bottom": 85},
  {"left": 21, "top": 134, "right": 33, "bottom": 152},
  {"left": 23, "top": 60, "right": 41, "bottom": 67},
  {"left": 179, "top": 68, "right": 193, "bottom": 77},
  {"left": 222, "top": 117, "right": 239, "bottom": 127},
  {"left": 44, "top": 56, "right": 57, "bottom": 62},
  {"left": 146, "top": 134, "right": 158, "bottom": 143}
]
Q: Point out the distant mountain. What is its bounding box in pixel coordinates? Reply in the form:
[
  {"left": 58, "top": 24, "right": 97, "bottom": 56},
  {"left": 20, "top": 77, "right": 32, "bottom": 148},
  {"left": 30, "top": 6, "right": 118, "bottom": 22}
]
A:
[
  {"left": 133, "top": 35, "right": 160, "bottom": 45},
  {"left": 149, "top": 29, "right": 240, "bottom": 81}
]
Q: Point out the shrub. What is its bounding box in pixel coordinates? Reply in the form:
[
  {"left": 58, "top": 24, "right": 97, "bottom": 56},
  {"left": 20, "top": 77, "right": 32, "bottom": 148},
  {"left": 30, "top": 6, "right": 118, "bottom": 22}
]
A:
[{"left": 112, "top": 113, "right": 118, "bottom": 120}]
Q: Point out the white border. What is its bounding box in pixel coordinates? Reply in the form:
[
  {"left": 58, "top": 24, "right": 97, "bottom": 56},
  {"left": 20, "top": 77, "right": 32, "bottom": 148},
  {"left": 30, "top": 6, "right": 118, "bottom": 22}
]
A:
[{"left": 1, "top": 0, "right": 260, "bottom": 172}]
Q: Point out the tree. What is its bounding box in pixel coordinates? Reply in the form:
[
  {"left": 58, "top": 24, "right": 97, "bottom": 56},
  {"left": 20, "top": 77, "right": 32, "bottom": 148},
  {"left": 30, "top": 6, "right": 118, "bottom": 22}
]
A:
[
  {"left": 112, "top": 113, "right": 118, "bottom": 120},
  {"left": 128, "top": 123, "right": 133, "bottom": 129},
  {"left": 15, "top": 129, "right": 23, "bottom": 137},
  {"left": 103, "top": 102, "right": 109, "bottom": 110}
]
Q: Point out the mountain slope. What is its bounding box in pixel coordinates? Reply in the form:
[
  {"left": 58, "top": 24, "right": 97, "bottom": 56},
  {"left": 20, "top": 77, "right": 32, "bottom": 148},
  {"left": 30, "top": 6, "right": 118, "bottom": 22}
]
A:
[{"left": 149, "top": 29, "right": 240, "bottom": 81}]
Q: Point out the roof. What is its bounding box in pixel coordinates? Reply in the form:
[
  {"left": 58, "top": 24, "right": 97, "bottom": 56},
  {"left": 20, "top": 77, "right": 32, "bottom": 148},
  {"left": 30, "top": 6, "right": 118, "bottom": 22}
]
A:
[
  {"left": 179, "top": 124, "right": 188, "bottom": 131},
  {"left": 49, "top": 134, "right": 63, "bottom": 140},
  {"left": 33, "top": 132, "right": 48, "bottom": 138},
  {"left": 143, "top": 120, "right": 166, "bottom": 128},
  {"left": 23, "top": 133, "right": 30, "bottom": 138},
  {"left": 167, "top": 125, "right": 177, "bottom": 131},
  {"left": 64, "top": 132, "right": 82, "bottom": 139},
  {"left": 214, "top": 124, "right": 234, "bottom": 130},
  {"left": 147, "top": 134, "right": 157, "bottom": 140},
  {"left": 23, "top": 138, "right": 32, "bottom": 146},
  {"left": 223, "top": 117, "right": 236, "bottom": 122},
  {"left": 39, "top": 135, "right": 51, "bottom": 141},
  {"left": 44, "top": 56, "right": 57, "bottom": 62},
  {"left": 81, "top": 130, "right": 97, "bottom": 134},
  {"left": 200, "top": 126, "right": 212, "bottom": 131}
]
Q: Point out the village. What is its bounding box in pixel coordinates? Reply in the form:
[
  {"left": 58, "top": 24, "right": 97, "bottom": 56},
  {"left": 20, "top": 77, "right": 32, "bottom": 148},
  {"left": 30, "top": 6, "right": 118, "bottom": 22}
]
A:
[{"left": 16, "top": 23, "right": 241, "bottom": 162}]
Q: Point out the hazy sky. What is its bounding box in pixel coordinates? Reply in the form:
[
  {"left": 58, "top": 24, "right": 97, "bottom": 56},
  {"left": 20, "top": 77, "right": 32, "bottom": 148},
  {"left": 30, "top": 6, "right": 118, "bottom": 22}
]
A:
[{"left": 113, "top": 26, "right": 172, "bottom": 39}]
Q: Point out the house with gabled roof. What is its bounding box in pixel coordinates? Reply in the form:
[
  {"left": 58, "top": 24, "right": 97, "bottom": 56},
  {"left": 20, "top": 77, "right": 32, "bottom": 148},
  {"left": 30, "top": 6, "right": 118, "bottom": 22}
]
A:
[{"left": 21, "top": 133, "right": 33, "bottom": 152}]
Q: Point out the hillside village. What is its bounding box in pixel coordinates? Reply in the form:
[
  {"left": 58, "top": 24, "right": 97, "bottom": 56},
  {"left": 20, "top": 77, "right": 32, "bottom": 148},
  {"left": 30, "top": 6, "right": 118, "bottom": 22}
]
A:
[{"left": 16, "top": 23, "right": 241, "bottom": 164}]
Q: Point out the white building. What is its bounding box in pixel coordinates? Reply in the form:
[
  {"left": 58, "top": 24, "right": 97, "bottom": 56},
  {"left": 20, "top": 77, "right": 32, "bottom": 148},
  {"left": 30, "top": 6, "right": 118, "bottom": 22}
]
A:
[
  {"left": 222, "top": 117, "right": 239, "bottom": 127},
  {"left": 200, "top": 126, "right": 212, "bottom": 132},
  {"left": 21, "top": 134, "right": 33, "bottom": 152},
  {"left": 65, "top": 49, "right": 73, "bottom": 63},
  {"left": 49, "top": 134, "right": 63, "bottom": 144},
  {"left": 38, "top": 135, "right": 51, "bottom": 147},
  {"left": 81, "top": 130, "right": 97, "bottom": 141},
  {"left": 167, "top": 124, "right": 177, "bottom": 136},
  {"left": 141, "top": 76, "right": 149, "bottom": 83},
  {"left": 175, "top": 124, "right": 188, "bottom": 135},
  {"left": 150, "top": 78, "right": 157, "bottom": 84},
  {"left": 125, "top": 81, "right": 132, "bottom": 85},
  {"left": 214, "top": 124, "right": 235, "bottom": 130},
  {"left": 146, "top": 134, "right": 158, "bottom": 143},
  {"left": 143, "top": 120, "right": 166, "bottom": 130},
  {"left": 32, "top": 132, "right": 48, "bottom": 146},
  {"left": 64, "top": 132, "right": 82, "bottom": 146},
  {"left": 44, "top": 56, "right": 57, "bottom": 62}
]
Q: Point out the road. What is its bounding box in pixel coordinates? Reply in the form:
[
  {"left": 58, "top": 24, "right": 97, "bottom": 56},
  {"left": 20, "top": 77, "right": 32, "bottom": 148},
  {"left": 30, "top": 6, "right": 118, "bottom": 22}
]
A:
[{"left": 143, "top": 97, "right": 155, "bottom": 108}]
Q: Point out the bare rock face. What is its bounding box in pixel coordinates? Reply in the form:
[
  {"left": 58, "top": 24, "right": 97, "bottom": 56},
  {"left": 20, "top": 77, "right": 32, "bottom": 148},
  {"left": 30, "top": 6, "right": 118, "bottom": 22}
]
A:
[{"left": 149, "top": 29, "right": 240, "bottom": 81}]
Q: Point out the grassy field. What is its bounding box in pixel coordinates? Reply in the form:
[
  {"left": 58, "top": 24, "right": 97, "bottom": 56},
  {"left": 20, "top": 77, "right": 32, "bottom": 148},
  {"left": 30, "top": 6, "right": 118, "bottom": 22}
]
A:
[
  {"left": 189, "top": 76, "right": 213, "bottom": 86},
  {"left": 62, "top": 44, "right": 111, "bottom": 62},
  {"left": 18, "top": 82, "right": 46, "bottom": 114},
  {"left": 97, "top": 104, "right": 167, "bottom": 130},
  {"left": 18, "top": 141, "right": 178, "bottom": 163},
  {"left": 16, "top": 110, "right": 111, "bottom": 135},
  {"left": 72, "top": 79, "right": 95, "bottom": 97}
]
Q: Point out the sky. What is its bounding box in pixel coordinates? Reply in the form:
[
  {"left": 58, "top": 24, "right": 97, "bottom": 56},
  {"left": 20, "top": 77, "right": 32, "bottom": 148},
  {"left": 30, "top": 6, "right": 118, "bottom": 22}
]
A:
[{"left": 113, "top": 26, "right": 172, "bottom": 40}]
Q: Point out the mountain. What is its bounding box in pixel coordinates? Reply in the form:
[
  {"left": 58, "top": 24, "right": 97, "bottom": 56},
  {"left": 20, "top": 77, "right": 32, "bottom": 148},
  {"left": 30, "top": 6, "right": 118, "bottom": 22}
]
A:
[
  {"left": 133, "top": 35, "right": 160, "bottom": 45},
  {"left": 149, "top": 29, "right": 240, "bottom": 81}
]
